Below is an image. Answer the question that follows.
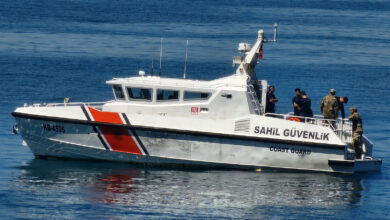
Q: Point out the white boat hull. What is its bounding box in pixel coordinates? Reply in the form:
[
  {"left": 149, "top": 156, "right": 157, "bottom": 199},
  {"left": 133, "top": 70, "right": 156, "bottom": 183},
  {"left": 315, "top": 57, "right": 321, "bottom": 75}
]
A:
[{"left": 14, "top": 115, "right": 381, "bottom": 173}]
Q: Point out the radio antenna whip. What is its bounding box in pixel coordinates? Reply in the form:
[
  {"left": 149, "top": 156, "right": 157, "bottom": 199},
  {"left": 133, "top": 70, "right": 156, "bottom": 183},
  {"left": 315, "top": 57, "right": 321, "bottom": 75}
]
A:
[
  {"left": 159, "top": 38, "right": 163, "bottom": 76},
  {"left": 273, "top": 23, "right": 278, "bottom": 42},
  {"left": 183, "top": 40, "right": 188, "bottom": 79},
  {"left": 151, "top": 41, "right": 155, "bottom": 76}
]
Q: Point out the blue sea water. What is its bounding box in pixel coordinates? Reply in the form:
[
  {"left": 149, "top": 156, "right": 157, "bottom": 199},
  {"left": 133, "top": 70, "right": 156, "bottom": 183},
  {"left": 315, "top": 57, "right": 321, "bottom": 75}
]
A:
[{"left": 1, "top": 0, "right": 390, "bottom": 219}]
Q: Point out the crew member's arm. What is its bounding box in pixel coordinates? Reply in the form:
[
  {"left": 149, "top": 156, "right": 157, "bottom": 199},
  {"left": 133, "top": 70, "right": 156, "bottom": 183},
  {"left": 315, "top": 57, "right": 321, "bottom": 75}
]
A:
[
  {"left": 294, "top": 99, "right": 302, "bottom": 111},
  {"left": 341, "top": 105, "right": 345, "bottom": 119},
  {"left": 268, "top": 94, "right": 277, "bottom": 103},
  {"left": 320, "top": 97, "right": 325, "bottom": 113},
  {"left": 267, "top": 93, "right": 273, "bottom": 103},
  {"left": 333, "top": 99, "right": 339, "bottom": 112}
]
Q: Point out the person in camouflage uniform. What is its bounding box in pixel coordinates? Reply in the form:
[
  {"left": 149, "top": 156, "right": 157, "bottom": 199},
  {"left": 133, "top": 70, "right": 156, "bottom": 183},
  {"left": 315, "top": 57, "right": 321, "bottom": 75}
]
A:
[
  {"left": 348, "top": 107, "right": 363, "bottom": 159},
  {"left": 320, "top": 89, "right": 339, "bottom": 126}
]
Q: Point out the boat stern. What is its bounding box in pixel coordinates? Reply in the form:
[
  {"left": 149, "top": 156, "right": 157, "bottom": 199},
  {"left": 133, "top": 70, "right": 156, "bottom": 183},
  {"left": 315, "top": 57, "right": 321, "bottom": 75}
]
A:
[{"left": 328, "top": 158, "right": 382, "bottom": 173}]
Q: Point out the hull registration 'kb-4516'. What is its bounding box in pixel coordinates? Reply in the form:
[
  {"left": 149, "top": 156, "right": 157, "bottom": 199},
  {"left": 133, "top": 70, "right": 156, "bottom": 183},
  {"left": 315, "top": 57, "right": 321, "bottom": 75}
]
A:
[{"left": 12, "top": 27, "right": 382, "bottom": 173}]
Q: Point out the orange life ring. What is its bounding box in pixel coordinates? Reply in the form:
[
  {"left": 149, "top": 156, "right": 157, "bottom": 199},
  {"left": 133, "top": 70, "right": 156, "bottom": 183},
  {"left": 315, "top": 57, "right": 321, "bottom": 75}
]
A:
[{"left": 288, "top": 117, "right": 301, "bottom": 122}]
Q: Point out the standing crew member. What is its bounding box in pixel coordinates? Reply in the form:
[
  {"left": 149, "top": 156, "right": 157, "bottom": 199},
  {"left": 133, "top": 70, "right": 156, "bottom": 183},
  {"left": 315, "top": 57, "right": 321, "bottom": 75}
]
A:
[
  {"left": 299, "top": 91, "right": 313, "bottom": 118},
  {"left": 292, "top": 88, "right": 302, "bottom": 116},
  {"left": 336, "top": 96, "right": 349, "bottom": 119},
  {"left": 320, "top": 89, "right": 339, "bottom": 125},
  {"left": 265, "top": 85, "right": 278, "bottom": 114},
  {"left": 348, "top": 107, "right": 363, "bottom": 159}
]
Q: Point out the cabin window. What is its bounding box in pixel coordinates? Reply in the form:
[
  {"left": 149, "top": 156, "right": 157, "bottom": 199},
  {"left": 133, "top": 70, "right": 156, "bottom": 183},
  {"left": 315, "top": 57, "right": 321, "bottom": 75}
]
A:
[
  {"left": 113, "top": 85, "right": 125, "bottom": 100},
  {"left": 157, "top": 89, "right": 179, "bottom": 101},
  {"left": 127, "top": 87, "right": 153, "bottom": 101},
  {"left": 184, "top": 91, "right": 211, "bottom": 100}
]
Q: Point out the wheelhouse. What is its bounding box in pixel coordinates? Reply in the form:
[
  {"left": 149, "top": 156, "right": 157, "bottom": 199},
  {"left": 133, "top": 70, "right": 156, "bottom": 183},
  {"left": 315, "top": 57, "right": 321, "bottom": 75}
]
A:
[{"left": 105, "top": 75, "right": 268, "bottom": 119}]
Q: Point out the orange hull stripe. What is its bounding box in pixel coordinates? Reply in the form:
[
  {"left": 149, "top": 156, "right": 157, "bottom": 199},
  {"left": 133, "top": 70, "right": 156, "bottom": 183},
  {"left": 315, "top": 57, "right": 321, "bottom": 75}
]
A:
[
  {"left": 88, "top": 107, "right": 123, "bottom": 124},
  {"left": 88, "top": 107, "right": 143, "bottom": 155},
  {"left": 99, "top": 126, "right": 143, "bottom": 155}
]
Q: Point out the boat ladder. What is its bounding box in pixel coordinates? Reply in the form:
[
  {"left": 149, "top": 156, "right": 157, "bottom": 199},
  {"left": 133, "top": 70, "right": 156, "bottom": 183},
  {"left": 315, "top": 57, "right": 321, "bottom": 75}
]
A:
[{"left": 247, "top": 84, "right": 263, "bottom": 115}]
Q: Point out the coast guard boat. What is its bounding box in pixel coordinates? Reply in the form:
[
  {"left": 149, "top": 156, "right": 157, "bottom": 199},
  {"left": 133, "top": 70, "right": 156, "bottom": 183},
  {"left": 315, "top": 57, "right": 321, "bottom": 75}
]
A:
[{"left": 12, "top": 28, "right": 382, "bottom": 173}]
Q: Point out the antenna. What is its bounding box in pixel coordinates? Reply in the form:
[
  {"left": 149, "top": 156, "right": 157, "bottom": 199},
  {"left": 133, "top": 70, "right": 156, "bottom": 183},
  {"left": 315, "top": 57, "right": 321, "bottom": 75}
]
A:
[
  {"left": 151, "top": 42, "right": 155, "bottom": 76},
  {"left": 264, "top": 23, "right": 278, "bottom": 43},
  {"left": 183, "top": 40, "right": 188, "bottom": 79},
  {"left": 273, "top": 23, "right": 278, "bottom": 42},
  {"left": 159, "top": 38, "right": 163, "bottom": 76}
]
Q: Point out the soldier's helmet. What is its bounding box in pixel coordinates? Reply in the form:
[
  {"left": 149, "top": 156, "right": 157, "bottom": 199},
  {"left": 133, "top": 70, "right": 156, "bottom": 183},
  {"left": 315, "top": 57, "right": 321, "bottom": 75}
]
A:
[
  {"left": 350, "top": 106, "right": 357, "bottom": 111},
  {"left": 330, "top": 89, "right": 336, "bottom": 94}
]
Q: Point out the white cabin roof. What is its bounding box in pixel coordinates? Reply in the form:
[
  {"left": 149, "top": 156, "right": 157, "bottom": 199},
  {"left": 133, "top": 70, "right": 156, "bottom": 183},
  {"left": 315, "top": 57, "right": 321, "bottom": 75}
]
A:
[{"left": 106, "top": 74, "right": 250, "bottom": 91}]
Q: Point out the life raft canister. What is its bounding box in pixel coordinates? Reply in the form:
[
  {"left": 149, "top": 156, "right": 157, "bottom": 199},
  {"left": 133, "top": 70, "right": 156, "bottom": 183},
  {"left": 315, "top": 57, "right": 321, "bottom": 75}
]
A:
[{"left": 288, "top": 117, "right": 301, "bottom": 122}]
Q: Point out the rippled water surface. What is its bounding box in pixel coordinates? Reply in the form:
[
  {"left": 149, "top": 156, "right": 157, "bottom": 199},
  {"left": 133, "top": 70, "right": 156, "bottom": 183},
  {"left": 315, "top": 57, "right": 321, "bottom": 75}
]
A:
[{"left": 1, "top": 0, "right": 389, "bottom": 219}]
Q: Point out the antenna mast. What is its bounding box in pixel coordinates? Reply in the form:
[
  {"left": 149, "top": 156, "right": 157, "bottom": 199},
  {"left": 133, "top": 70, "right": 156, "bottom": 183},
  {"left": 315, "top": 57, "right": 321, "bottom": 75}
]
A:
[
  {"left": 183, "top": 40, "right": 188, "bottom": 79},
  {"left": 151, "top": 42, "right": 155, "bottom": 76},
  {"left": 264, "top": 23, "right": 278, "bottom": 42},
  {"left": 273, "top": 23, "right": 278, "bottom": 42},
  {"left": 159, "top": 38, "right": 163, "bottom": 76}
]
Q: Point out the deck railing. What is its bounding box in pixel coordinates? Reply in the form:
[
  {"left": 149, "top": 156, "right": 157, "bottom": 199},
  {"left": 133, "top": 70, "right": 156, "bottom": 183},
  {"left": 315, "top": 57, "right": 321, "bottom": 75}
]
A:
[
  {"left": 29, "top": 101, "right": 109, "bottom": 108},
  {"left": 264, "top": 112, "right": 353, "bottom": 144}
]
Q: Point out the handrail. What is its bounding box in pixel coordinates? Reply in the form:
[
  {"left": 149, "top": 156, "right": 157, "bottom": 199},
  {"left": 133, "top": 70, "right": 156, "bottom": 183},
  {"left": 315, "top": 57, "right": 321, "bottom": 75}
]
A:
[
  {"left": 247, "top": 84, "right": 263, "bottom": 115},
  {"left": 29, "top": 101, "right": 110, "bottom": 108},
  {"left": 264, "top": 112, "right": 353, "bottom": 144}
]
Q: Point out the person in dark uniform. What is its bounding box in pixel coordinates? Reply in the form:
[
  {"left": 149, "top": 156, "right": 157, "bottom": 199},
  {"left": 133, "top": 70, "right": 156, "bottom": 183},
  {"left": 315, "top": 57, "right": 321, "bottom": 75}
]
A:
[
  {"left": 265, "top": 85, "right": 278, "bottom": 114},
  {"left": 298, "top": 91, "right": 313, "bottom": 118},
  {"left": 292, "top": 88, "right": 302, "bottom": 116},
  {"left": 336, "top": 96, "right": 349, "bottom": 119}
]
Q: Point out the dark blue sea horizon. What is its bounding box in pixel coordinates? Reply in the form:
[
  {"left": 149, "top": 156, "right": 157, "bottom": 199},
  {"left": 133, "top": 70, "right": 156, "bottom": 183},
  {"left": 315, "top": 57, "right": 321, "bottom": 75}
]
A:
[{"left": 1, "top": 0, "right": 389, "bottom": 219}]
